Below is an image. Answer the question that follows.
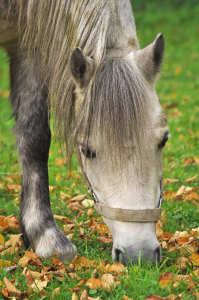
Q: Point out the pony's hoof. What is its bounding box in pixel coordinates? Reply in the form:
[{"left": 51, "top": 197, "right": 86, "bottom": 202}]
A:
[{"left": 34, "top": 226, "right": 77, "bottom": 261}]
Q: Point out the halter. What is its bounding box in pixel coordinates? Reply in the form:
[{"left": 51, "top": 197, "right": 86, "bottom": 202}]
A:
[{"left": 78, "top": 150, "right": 163, "bottom": 223}]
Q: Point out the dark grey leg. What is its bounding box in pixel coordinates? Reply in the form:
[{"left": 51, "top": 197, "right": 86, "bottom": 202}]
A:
[{"left": 9, "top": 52, "right": 76, "bottom": 261}]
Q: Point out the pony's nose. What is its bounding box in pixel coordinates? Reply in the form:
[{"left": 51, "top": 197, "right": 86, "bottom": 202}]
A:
[{"left": 112, "top": 243, "right": 161, "bottom": 265}]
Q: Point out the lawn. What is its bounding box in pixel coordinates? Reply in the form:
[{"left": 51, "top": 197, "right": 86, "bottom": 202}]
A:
[{"left": 0, "top": 1, "right": 199, "bottom": 299}]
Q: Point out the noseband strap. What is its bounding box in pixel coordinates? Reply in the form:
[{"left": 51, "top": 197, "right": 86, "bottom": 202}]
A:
[{"left": 94, "top": 202, "right": 161, "bottom": 222}]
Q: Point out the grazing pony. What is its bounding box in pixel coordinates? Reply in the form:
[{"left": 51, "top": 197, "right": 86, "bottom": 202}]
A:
[{"left": 0, "top": 0, "right": 169, "bottom": 265}]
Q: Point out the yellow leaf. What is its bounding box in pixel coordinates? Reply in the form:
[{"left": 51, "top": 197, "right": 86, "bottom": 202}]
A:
[
  {"left": 60, "top": 191, "right": 71, "bottom": 200},
  {"left": 56, "top": 173, "right": 60, "bottom": 181},
  {"left": 189, "top": 252, "right": 199, "bottom": 266},
  {"left": 0, "top": 234, "right": 4, "bottom": 244},
  {"left": 101, "top": 274, "right": 115, "bottom": 292},
  {"left": 174, "top": 67, "right": 181, "bottom": 76},
  {"left": 86, "top": 278, "right": 102, "bottom": 289},
  {"left": 29, "top": 279, "right": 48, "bottom": 292},
  {"left": 82, "top": 199, "right": 94, "bottom": 207},
  {"left": 185, "top": 174, "right": 198, "bottom": 183},
  {"left": 72, "top": 292, "right": 79, "bottom": 300},
  {"left": 51, "top": 287, "right": 60, "bottom": 298}
]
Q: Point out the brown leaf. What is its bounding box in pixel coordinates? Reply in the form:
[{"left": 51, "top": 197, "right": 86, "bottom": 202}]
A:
[
  {"left": 189, "top": 252, "right": 199, "bottom": 266},
  {"left": 29, "top": 279, "right": 48, "bottom": 292},
  {"left": 54, "top": 215, "right": 73, "bottom": 224},
  {"left": 60, "top": 191, "right": 71, "bottom": 201},
  {"left": 145, "top": 295, "right": 169, "bottom": 300},
  {"left": 72, "top": 292, "right": 79, "bottom": 300},
  {"left": 185, "top": 174, "right": 198, "bottom": 183},
  {"left": 186, "top": 128, "right": 194, "bottom": 135},
  {"left": 80, "top": 290, "right": 88, "bottom": 300},
  {"left": 72, "top": 255, "right": 96, "bottom": 270},
  {"left": 86, "top": 278, "right": 102, "bottom": 289},
  {"left": 55, "top": 157, "right": 67, "bottom": 166},
  {"left": 19, "top": 251, "right": 41, "bottom": 267},
  {"left": 97, "top": 236, "right": 113, "bottom": 244},
  {"left": 158, "top": 272, "right": 173, "bottom": 287},
  {"left": 106, "top": 262, "right": 125, "bottom": 275},
  {"left": 176, "top": 186, "right": 186, "bottom": 196},
  {"left": 51, "top": 287, "right": 60, "bottom": 298},
  {"left": 164, "top": 178, "right": 179, "bottom": 184},
  {"left": 101, "top": 274, "right": 115, "bottom": 292},
  {"left": 123, "top": 296, "right": 134, "bottom": 300},
  {"left": 72, "top": 194, "right": 87, "bottom": 201},
  {"left": 3, "top": 277, "right": 21, "bottom": 297},
  {"left": 5, "top": 184, "right": 21, "bottom": 192}
]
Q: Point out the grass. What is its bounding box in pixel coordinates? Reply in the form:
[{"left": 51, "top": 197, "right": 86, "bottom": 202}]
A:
[{"left": 0, "top": 1, "right": 199, "bottom": 299}]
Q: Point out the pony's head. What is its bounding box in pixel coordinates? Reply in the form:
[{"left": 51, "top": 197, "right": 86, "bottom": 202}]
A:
[{"left": 69, "top": 33, "right": 169, "bottom": 265}]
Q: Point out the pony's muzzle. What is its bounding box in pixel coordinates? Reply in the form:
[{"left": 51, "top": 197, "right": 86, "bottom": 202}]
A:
[{"left": 112, "top": 242, "right": 161, "bottom": 266}]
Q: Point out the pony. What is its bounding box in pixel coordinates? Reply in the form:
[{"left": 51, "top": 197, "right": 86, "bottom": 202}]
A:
[{"left": 0, "top": 0, "right": 169, "bottom": 265}]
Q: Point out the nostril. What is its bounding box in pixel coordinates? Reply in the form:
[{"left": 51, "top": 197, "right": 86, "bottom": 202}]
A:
[
  {"left": 114, "top": 248, "right": 123, "bottom": 262},
  {"left": 154, "top": 245, "right": 161, "bottom": 263}
]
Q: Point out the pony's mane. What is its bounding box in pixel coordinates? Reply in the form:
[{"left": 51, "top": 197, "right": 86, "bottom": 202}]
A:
[
  {"left": 74, "top": 57, "right": 151, "bottom": 166},
  {"left": 4, "top": 0, "right": 146, "bottom": 162},
  {"left": 14, "top": 0, "right": 113, "bottom": 155}
]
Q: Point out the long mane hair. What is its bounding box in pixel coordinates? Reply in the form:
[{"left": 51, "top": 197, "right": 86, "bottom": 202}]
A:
[{"left": 5, "top": 0, "right": 150, "bottom": 164}]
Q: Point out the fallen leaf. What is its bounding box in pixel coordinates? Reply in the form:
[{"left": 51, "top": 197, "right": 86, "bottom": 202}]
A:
[
  {"left": 164, "top": 178, "right": 179, "bottom": 184},
  {"left": 72, "top": 292, "right": 79, "bottom": 300},
  {"left": 145, "top": 295, "right": 169, "bottom": 300},
  {"left": 185, "top": 174, "right": 198, "bottom": 183},
  {"left": 3, "top": 277, "right": 21, "bottom": 297},
  {"left": 72, "top": 194, "right": 87, "bottom": 201},
  {"left": 87, "top": 208, "right": 93, "bottom": 216},
  {"left": 9, "top": 234, "right": 22, "bottom": 247},
  {"left": 0, "top": 234, "right": 4, "bottom": 244},
  {"left": 5, "top": 184, "right": 21, "bottom": 192},
  {"left": 189, "top": 252, "right": 199, "bottom": 266},
  {"left": 86, "top": 278, "right": 102, "bottom": 289},
  {"left": 123, "top": 296, "right": 134, "bottom": 300},
  {"left": 82, "top": 199, "right": 94, "bottom": 207},
  {"left": 51, "top": 287, "right": 60, "bottom": 298},
  {"left": 80, "top": 290, "right": 88, "bottom": 300},
  {"left": 29, "top": 279, "right": 48, "bottom": 292},
  {"left": 176, "top": 186, "right": 186, "bottom": 196},
  {"left": 101, "top": 273, "right": 115, "bottom": 292},
  {"left": 60, "top": 191, "right": 71, "bottom": 200},
  {"left": 158, "top": 272, "right": 173, "bottom": 287}
]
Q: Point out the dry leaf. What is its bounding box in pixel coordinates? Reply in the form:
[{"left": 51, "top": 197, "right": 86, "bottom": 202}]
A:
[
  {"left": 87, "top": 208, "right": 93, "bottom": 216},
  {"left": 29, "top": 279, "right": 48, "bottom": 292},
  {"left": 51, "top": 287, "right": 60, "bottom": 298},
  {"left": 72, "top": 292, "right": 79, "bottom": 300},
  {"left": 101, "top": 274, "right": 115, "bottom": 292},
  {"left": 145, "top": 295, "right": 169, "bottom": 300},
  {"left": 86, "top": 278, "right": 102, "bottom": 289},
  {"left": 72, "top": 194, "right": 87, "bottom": 201},
  {"left": 123, "top": 296, "right": 134, "bottom": 300},
  {"left": 80, "top": 290, "right": 88, "bottom": 300},
  {"left": 3, "top": 277, "right": 21, "bottom": 297},
  {"left": 185, "top": 174, "right": 198, "bottom": 183},
  {"left": 176, "top": 186, "right": 186, "bottom": 196},
  {"left": 60, "top": 191, "right": 71, "bottom": 200},
  {"left": 158, "top": 272, "right": 173, "bottom": 287},
  {"left": 82, "top": 199, "right": 94, "bottom": 207},
  {"left": 0, "top": 234, "right": 4, "bottom": 244},
  {"left": 164, "top": 178, "right": 179, "bottom": 184},
  {"left": 189, "top": 252, "right": 199, "bottom": 266}
]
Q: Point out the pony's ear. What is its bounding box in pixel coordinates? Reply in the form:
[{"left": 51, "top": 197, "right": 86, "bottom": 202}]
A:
[
  {"left": 135, "top": 33, "right": 165, "bottom": 84},
  {"left": 69, "top": 47, "right": 94, "bottom": 88}
]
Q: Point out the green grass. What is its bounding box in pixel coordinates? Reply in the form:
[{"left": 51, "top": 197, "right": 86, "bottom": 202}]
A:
[{"left": 0, "top": 1, "right": 199, "bottom": 299}]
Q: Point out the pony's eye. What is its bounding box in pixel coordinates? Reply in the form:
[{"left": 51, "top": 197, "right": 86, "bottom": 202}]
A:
[
  {"left": 158, "top": 132, "right": 169, "bottom": 149},
  {"left": 81, "top": 146, "right": 96, "bottom": 159}
]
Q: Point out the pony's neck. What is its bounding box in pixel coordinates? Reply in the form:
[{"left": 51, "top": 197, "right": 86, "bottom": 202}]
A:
[{"left": 106, "top": 0, "right": 139, "bottom": 52}]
